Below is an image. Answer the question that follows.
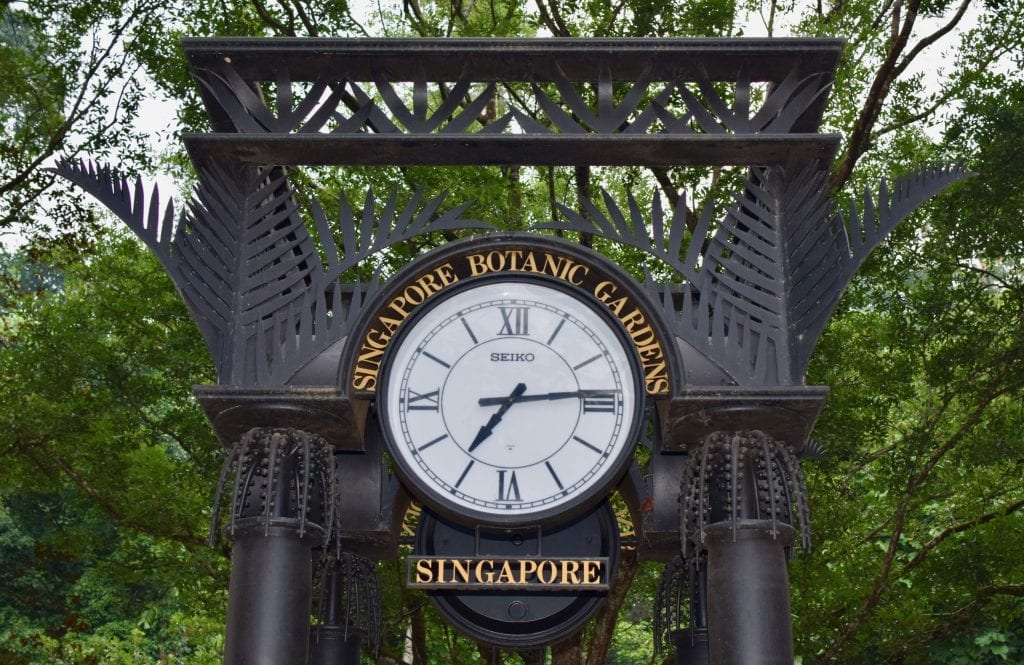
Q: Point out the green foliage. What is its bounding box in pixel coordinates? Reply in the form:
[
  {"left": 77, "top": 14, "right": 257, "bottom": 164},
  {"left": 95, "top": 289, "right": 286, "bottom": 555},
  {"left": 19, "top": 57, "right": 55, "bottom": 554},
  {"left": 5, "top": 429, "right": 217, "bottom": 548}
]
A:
[{"left": 0, "top": 234, "right": 225, "bottom": 663}]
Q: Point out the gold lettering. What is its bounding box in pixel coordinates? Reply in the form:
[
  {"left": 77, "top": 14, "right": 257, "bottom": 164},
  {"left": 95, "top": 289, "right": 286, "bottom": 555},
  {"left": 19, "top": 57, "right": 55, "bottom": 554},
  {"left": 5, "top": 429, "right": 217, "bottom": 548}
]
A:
[
  {"left": 521, "top": 251, "right": 539, "bottom": 273},
  {"left": 387, "top": 295, "right": 411, "bottom": 319},
  {"left": 582, "top": 560, "right": 602, "bottom": 585},
  {"left": 560, "top": 560, "right": 581, "bottom": 585},
  {"left": 518, "top": 559, "right": 538, "bottom": 584},
  {"left": 541, "top": 253, "right": 566, "bottom": 279},
  {"left": 402, "top": 284, "right": 426, "bottom": 306},
  {"left": 435, "top": 262, "right": 458, "bottom": 287},
  {"left": 537, "top": 560, "right": 558, "bottom": 585},
  {"left": 496, "top": 560, "right": 515, "bottom": 584},
  {"left": 607, "top": 296, "right": 629, "bottom": 315},
  {"left": 451, "top": 559, "right": 471, "bottom": 584},
  {"left": 644, "top": 359, "right": 669, "bottom": 391},
  {"left": 476, "top": 560, "right": 496, "bottom": 584},
  {"left": 377, "top": 316, "right": 402, "bottom": 336},
  {"left": 620, "top": 308, "right": 646, "bottom": 332},
  {"left": 629, "top": 324, "right": 658, "bottom": 347},
  {"left": 467, "top": 253, "right": 488, "bottom": 276},
  {"left": 506, "top": 250, "right": 524, "bottom": 271},
  {"left": 594, "top": 280, "right": 615, "bottom": 302},
  {"left": 647, "top": 376, "right": 670, "bottom": 394},
  {"left": 351, "top": 371, "right": 376, "bottom": 391},
  {"left": 486, "top": 251, "right": 506, "bottom": 273},
  {"left": 637, "top": 341, "right": 662, "bottom": 358},
  {"left": 414, "top": 272, "right": 441, "bottom": 298},
  {"left": 356, "top": 344, "right": 385, "bottom": 368},
  {"left": 565, "top": 263, "right": 589, "bottom": 285},
  {"left": 365, "top": 328, "right": 391, "bottom": 350},
  {"left": 415, "top": 559, "right": 433, "bottom": 584}
]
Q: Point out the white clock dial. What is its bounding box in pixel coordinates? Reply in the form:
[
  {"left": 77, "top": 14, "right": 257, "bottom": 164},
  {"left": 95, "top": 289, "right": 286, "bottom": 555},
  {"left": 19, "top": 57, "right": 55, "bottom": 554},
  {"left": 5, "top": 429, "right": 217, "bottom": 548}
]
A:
[{"left": 379, "top": 277, "right": 643, "bottom": 524}]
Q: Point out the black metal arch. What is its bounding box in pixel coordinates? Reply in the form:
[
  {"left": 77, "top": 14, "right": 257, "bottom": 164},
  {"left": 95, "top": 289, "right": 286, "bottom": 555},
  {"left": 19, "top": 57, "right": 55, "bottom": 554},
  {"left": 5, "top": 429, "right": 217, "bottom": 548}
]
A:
[{"left": 52, "top": 35, "right": 972, "bottom": 665}]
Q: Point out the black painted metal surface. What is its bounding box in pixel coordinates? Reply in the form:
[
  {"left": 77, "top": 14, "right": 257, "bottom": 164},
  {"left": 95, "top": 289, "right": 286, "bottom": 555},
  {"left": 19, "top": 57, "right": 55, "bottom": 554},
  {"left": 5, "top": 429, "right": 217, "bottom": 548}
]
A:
[
  {"left": 705, "top": 522, "right": 795, "bottom": 665},
  {"left": 415, "top": 503, "right": 619, "bottom": 648}
]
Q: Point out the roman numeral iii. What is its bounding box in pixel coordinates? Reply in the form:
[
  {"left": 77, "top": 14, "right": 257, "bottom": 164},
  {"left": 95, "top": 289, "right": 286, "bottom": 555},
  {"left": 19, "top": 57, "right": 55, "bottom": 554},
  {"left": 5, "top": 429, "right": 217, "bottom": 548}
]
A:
[{"left": 582, "top": 393, "right": 617, "bottom": 413}]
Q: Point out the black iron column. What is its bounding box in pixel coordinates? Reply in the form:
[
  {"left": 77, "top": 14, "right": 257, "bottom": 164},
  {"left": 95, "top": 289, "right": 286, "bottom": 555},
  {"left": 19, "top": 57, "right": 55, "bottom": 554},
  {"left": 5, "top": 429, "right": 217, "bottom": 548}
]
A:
[
  {"left": 680, "top": 430, "right": 810, "bottom": 665},
  {"left": 211, "top": 427, "right": 337, "bottom": 665},
  {"left": 310, "top": 551, "right": 382, "bottom": 665}
]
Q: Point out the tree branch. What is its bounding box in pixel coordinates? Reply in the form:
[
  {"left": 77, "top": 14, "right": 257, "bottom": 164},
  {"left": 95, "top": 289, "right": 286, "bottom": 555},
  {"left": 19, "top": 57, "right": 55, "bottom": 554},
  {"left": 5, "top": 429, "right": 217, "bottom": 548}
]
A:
[
  {"left": 250, "top": 0, "right": 295, "bottom": 35},
  {"left": 880, "top": 584, "right": 1024, "bottom": 664},
  {"left": 585, "top": 546, "right": 639, "bottom": 665},
  {"left": 899, "top": 496, "right": 1024, "bottom": 575},
  {"left": 890, "top": 0, "right": 974, "bottom": 82},
  {"left": 534, "top": 0, "right": 572, "bottom": 36},
  {"left": 819, "top": 358, "right": 1024, "bottom": 662},
  {"left": 0, "top": 3, "right": 147, "bottom": 199},
  {"left": 830, "top": 0, "right": 922, "bottom": 190},
  {"left": 22, "top": 438, "right": 206, "bottom": 549}
]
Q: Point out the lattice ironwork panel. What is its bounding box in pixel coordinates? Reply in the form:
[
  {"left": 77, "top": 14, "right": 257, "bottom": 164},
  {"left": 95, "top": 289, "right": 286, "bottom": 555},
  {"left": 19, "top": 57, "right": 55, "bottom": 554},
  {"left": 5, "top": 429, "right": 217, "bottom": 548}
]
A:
[{"left": 181, "top": 38, "right": 843, "bottom": 167}]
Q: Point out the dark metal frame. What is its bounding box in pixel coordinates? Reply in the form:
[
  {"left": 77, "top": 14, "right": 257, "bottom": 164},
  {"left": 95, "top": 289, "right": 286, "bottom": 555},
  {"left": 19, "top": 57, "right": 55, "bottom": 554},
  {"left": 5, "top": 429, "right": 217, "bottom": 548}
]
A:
[{"left": 55, "top": 36, "right": 970, "bottom": 665}]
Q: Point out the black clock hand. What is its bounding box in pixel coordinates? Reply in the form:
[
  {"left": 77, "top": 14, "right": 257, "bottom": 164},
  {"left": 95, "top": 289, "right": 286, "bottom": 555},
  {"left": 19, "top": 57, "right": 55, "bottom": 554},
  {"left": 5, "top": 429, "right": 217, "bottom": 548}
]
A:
[
  {"left": 468, "top": 382, "right": 527, "bottom": 452},
  {"left": 476, "top": 389, "right": 615, "bottom": 407}
]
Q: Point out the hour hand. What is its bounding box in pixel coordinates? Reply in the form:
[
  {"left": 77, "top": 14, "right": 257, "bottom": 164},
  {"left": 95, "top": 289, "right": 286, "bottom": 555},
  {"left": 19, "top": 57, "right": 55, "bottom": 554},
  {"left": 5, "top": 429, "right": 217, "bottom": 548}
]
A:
[
  {"left": 477, "top": 389, "right": 613, "bottom": 407},
  {"left": 467, "top": 382, "right": 527, "bottom": 452}
]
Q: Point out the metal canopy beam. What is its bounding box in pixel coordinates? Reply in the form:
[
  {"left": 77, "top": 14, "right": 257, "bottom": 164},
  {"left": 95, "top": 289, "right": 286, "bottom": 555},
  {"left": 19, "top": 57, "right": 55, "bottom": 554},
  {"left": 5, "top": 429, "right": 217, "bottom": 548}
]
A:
[
  {"left": 182, "top": 133, "right": 841, "bottom": 167},
  {"left": 181, "top": 37, "right": 844, "bottom": 83},
  {"left": 181, "top": 37, "right": 843, "bottom": 137}
]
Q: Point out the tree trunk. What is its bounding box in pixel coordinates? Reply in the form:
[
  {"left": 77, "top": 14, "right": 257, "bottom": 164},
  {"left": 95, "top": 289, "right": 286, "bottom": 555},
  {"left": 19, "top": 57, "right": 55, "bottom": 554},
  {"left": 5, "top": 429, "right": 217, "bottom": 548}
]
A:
[
  {"left": 410, "top": 602, "right": 429, "bottom": 665},
  {"left": 551, "top": 632, "right": 584, "bottom": 665},
  {"left": 586, "top": 546, "right": 641, "bottom": 665}
]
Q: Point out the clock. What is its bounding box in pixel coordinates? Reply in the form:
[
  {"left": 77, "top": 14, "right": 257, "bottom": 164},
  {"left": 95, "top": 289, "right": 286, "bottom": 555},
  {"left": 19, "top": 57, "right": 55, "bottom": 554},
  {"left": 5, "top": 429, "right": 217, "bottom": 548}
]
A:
[{"left": 378, "top": 274, "right": 644, "bottom": 525}]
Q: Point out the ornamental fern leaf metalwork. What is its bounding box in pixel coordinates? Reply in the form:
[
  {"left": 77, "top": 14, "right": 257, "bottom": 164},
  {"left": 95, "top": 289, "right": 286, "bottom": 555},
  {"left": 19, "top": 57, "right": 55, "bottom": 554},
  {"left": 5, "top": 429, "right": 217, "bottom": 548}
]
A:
[
  {"left": 538, "top": 190, "right": 711, "bottom": 276},
  {"left": 662, "top": 163, "right": 971, "bottom": 385},
  {"left": 533, "top": 63, "right": 669, "bottom": 134},
  {"left": 789, "top": 163, "right": 973, "bottom": 372},
  {"left": 652, "top": 70, "right": 830, "bottom": 135},
  {"left": 311, "top": 186, "right": 493, "bottom": 282},
  {"left": 52, "top": 159, "right": 177, "bottom": 270},
  {"left": 256, "top": 275, "right": 382, "bottom": 385},
  {"left": 193, "top": 66, "right": 379, "bottom": 134},
  {"left": 175, "top": 164, "right": 323, "bottom": 384},
  {"left": 373, "top": 65, "right": 497, "bottom": 134}
]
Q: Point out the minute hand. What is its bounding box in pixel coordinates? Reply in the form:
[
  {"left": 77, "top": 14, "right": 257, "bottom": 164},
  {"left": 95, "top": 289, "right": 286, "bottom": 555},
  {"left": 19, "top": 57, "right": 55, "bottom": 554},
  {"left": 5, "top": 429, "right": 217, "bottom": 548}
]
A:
[{"left": 477, "top": 389, "right": 616, "bottom": 407}]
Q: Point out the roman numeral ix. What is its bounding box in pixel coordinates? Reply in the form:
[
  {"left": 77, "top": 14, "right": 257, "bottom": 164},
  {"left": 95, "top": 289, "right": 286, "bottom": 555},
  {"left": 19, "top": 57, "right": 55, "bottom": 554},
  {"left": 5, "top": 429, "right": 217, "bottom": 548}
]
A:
[{"left": 406, "top": 388, "right": 440, "bottom": 411}]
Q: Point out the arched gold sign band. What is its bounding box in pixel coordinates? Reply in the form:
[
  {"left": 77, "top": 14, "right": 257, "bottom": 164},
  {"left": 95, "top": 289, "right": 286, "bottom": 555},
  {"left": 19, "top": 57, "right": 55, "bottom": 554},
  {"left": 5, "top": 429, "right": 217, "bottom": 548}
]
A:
[{"left": 349, "top": 236, "right": 672, "bottom": 397}]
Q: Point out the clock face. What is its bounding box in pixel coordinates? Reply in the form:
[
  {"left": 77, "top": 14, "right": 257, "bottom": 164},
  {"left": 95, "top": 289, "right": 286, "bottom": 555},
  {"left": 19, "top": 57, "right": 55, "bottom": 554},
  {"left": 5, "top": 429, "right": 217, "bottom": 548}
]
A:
[{"left": 378, "top": 276, "right": 643, "bottom": 525}]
